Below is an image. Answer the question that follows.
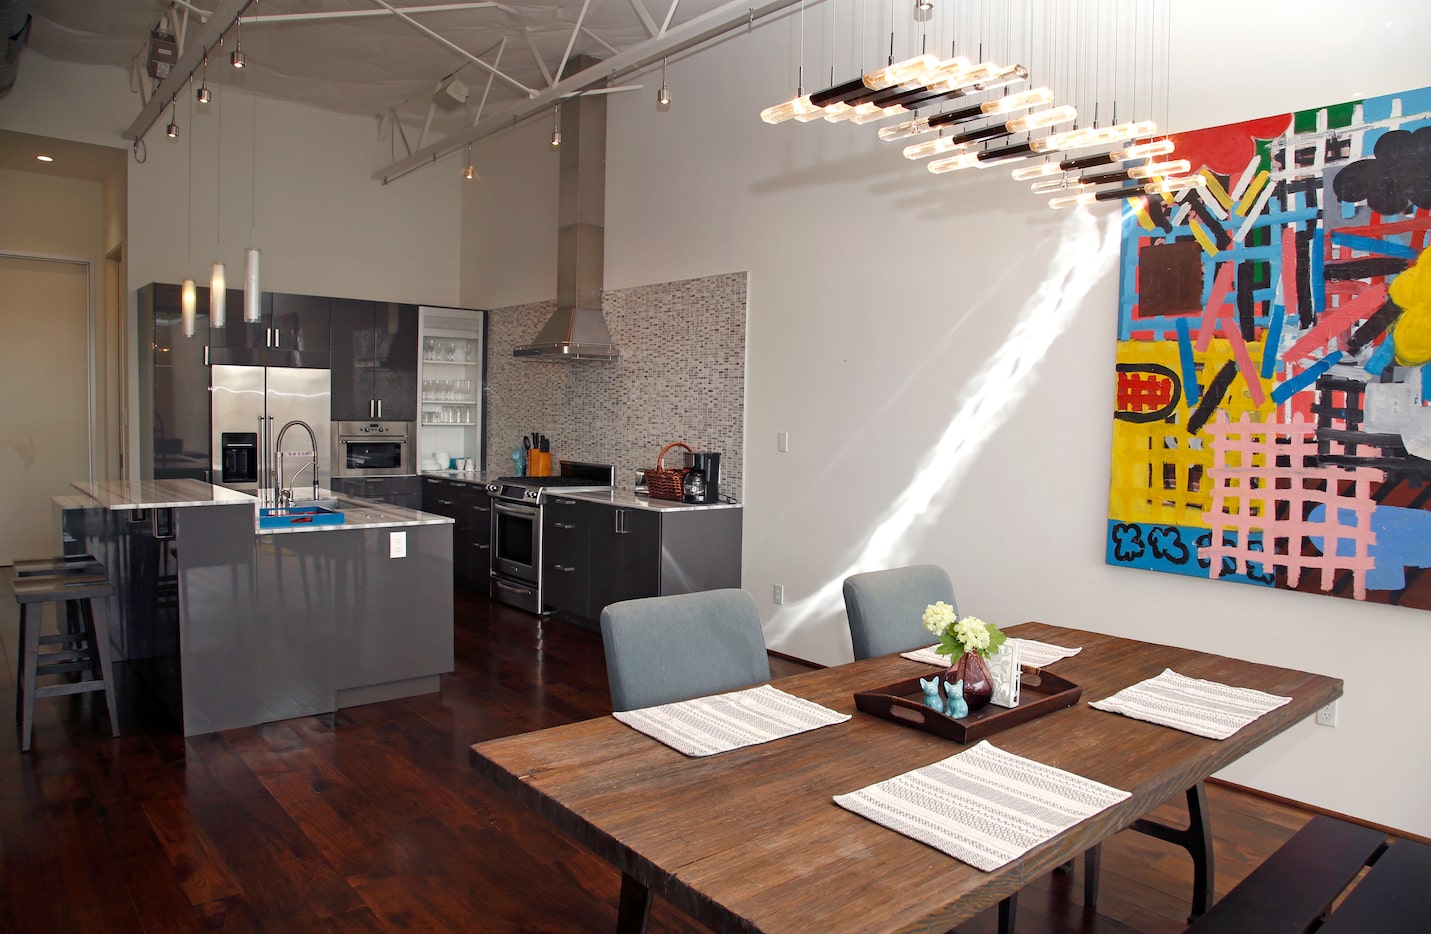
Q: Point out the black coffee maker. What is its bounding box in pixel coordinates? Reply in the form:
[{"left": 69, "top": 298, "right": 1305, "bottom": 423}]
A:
[{"left": 682, "top": 451, "right": 721, "bottom": 504}]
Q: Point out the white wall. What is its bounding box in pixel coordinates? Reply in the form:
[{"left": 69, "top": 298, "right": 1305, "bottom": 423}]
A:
[
  {"left": 466, "top": 0, "right": 1431, "bottom": 834},
  {"left": 2, "top": 53, "right": 467, "bottom": 473}
]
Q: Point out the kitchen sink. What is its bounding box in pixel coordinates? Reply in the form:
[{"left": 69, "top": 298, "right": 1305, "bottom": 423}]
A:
[{"left": 258, "top": 505, "right": 346, "bottom": 529}]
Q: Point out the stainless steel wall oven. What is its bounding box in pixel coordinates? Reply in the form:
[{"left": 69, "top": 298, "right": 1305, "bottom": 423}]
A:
[{"left": 332, "top": 421, "right": 414, "bottom": 477}]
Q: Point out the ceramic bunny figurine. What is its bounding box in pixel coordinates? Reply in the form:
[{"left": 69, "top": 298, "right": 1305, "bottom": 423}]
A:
[
  {"left": 944, "top": 679, "right": 968, "bottom": 719},
  {"left": 918, "top": 676, "right": 945, "bottom": 714}
]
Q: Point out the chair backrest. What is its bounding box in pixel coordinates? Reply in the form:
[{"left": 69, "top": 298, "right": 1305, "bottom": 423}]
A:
[
  {"left": 842, "top": 565, "right": 957, "bottom": 660},
  {"left": 600, "top": 589, "right": 771, "bottom": 712}
]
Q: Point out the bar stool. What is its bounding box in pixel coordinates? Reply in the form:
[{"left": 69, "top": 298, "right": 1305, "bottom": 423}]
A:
[{"left": 12, "top": 569, "right": 120, "bottom": 752}]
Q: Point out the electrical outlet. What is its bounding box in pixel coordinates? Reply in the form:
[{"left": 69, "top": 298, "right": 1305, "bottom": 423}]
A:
[
  {"left": 777, "top": 431, "right": 789, "bottom": 453},
  {"left": 1315, "top": 700, "right": 1338, "bottom": 727},
  {"left": 390, "top": 531, "right": 407, "bottom": 558},
  {"left": 773, "top": 584, "right": 785, "bottom": 605}
]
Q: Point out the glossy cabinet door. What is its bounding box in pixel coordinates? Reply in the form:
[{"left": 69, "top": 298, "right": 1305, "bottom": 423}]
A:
[
  {"left": 543, "top": 497, "right": 590, "bottom": 618},
  {"left": 372, "top": 303, "right": 419, "bottom": 421},
  {"left": 331, "top": 300, "right": 418, "bottom": 420},
  {"left": 460, "top": 484, "right": 492, "bottom": 593},
  {"left": 268, "top": 292, "right": 331, "bottom": 367},
  {"left": 206, "top": 291, "right": 268, "bottom": 365},
  {"left": 587, "top": 505, "right": 660, "bottom": 619},
  {"left": 143, "top": 281, "right": 208, "bottom": 366},
  {"left": 330, "top": 297, "right": 377, "bottom": 420}
]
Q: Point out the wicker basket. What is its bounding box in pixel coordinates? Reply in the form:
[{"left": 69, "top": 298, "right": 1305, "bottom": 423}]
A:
[{"left": 643, "top": 442, "right": 692, "bottom": 501}]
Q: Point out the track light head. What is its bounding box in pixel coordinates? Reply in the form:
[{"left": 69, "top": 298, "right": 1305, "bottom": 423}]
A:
[
  {"left": 231, "top": 47, "right": 246, "bottom": 68},
  {"left": 197, "top": 84, "right": 211, "bottom": 104},
  {"left": 914, "top": 0, "right": 934, "bottom": 22},
  {"left": 166, "top": 118, "right": 179, "bottom": 139},
  {"left": 657, "top": 58, "right": 671, "bottom": 111}
]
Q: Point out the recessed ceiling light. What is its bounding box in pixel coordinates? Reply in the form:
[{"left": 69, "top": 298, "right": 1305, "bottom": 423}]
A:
[{"left": 36, "top": 154, "right": 54, "bottom": 162}]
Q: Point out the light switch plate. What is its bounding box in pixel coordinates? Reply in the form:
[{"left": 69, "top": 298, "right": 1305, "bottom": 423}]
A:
[
  {"left": 390, "top": 531, "right": 407, "bottom": 558},
  {"left": 777, "top": 431, "right": 789, "bottom": 452}
]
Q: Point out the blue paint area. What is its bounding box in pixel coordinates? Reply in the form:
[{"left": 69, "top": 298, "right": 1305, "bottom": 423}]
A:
[
  {"left": 1329, "top": 231, "right": 1421, "bottom": 260},
  {"left": 1176, "top": 317, "right": 1200, "bottom": 406},
  {"left": 1263, "top": 305, "right": 1287, "bottom": 379},
  {"left": 1271, "top": 350, "right": 1343, "bottom": 404},
  {"left": 1307, "top": 502, "right": 1431, "bottom": 591},
  {"left": 1105, "top": 521, "right": 1275, "bottom": 587},
  {"left": 1365, "top": 335, "right": 1396, "bottom": 376},
  {"left": 1422, "top": 365, "right": 1431, "bottom": 400}
]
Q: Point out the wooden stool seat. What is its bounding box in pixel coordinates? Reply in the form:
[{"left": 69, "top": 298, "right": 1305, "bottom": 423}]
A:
[{"left": 12, "top": 568, "right": 120, "bottom": 752}]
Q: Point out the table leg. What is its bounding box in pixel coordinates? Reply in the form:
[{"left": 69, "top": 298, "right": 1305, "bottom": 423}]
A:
[
  {"left": 616, "top": 872, "right": 652, "bottom": 934},
  {"left": 997, "top": 892, "right": 1018, "bottom": 934},
  {"left": 1130, "top": 782, "right": 1214, "bottom": 921},
  {"left": 1083, "top": 844, "right": 1102, "bottom": 908}
]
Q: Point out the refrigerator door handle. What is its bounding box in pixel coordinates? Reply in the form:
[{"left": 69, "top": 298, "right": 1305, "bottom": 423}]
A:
[{"left": 377, "top": 399, "right": 382, "bottom": 418}]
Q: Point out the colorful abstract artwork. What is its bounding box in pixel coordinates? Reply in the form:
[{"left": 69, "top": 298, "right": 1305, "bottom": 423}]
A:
[{"left": 1107, "top": 84, "right": 1431, "bottom": 608}]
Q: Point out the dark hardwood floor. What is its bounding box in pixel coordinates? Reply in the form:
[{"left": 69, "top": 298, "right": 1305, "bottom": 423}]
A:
[{"left": 2, "top": 570, "right": 1317, "bottom": 933}]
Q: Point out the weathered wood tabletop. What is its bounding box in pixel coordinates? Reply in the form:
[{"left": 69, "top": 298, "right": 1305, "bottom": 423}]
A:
[{"left": 469, "top": 622, "right": 1342, "bottom": 934}]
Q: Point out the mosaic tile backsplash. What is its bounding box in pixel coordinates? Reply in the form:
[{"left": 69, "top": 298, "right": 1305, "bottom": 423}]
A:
[{"left": 485, "top": 271, "right": 746, "bottom": 499}]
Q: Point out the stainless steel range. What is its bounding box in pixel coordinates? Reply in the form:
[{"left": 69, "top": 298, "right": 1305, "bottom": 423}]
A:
[{"left": 487, "top": 461, "right": 614, "bottom": 614}]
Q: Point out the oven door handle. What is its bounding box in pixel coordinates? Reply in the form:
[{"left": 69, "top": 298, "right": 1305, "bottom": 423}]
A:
[{"left": 493, "top": 500, "right": 539, "bottom": 520}]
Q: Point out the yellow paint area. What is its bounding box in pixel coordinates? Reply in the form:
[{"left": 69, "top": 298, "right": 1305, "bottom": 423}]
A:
[
  {"left": 1390, "top": 246, "right": 1431, "bottom": 366},
  {"left": 1109, "top": 338, "right": 1275, "bottom": 527}
]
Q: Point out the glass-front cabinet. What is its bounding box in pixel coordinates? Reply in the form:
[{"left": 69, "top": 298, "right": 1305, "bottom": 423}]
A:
[{"left": 416, "top": 306, "right": 486, "bottom": 472}]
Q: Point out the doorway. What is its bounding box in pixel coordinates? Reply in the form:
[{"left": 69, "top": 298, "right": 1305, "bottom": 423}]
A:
[{"left": 0, "top": 253, "right": 92, "bottom": 565}]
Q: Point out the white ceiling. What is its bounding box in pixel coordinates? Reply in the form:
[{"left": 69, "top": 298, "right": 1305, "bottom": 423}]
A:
[{"left": 26, "top": 0, "right": 731, "bottom": 140}]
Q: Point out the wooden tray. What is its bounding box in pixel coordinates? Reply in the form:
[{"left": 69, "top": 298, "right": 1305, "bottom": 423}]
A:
[{"left": 854, "top": 668, "right": 1082, "bottom": 743}]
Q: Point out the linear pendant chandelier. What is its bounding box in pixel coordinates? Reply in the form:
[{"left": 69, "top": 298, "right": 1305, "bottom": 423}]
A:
[{"left": 759, "top": 0, "right": 1200, "bottom": 211}]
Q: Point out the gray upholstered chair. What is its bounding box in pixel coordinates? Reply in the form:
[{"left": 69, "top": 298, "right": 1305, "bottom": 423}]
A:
[
  {"left": 600, "top": 588, "right": 771, "bottom": 712},
  {"left": 842, "top": 564, "right": 956, "bottom": 660},
  {"left": 600, "top": 588, "right": 772, "bottom": 929}
]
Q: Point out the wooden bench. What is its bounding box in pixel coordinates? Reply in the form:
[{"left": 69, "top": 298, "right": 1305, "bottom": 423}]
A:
[{"left": 1186, "top": 814, "right": 1431, "bottom": 933}]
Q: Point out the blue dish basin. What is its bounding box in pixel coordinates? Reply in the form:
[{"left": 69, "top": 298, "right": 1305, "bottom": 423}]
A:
[{"left": 258, "top": 505, "right": 345, "bottom": 529}]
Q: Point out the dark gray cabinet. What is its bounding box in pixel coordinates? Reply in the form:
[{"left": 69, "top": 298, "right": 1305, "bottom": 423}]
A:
[
  {"left": 541, "top": 499, "right": 742, "bottom": 622},
  {"left": 331, "top": 475, "right": 421, "bottom": 510},
  {"left": 543, "top": 497, "right": 592, "bottom": 618},
  {"left": 421, "top": 476, "right": 490, "bottom": 589},
  {"left": 139, "top": 284, "right": 211, "bottom": 482},
  {"left": 331, "top": 300, "right": 419, "bottom": 421},
  {"left": 208, "top": 291, "right": 331, "bottom": 368}
]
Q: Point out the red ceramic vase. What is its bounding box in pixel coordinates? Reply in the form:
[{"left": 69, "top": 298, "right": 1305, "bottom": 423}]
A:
[{"left": 948, "top": 651, "right": 994, "bottom": 712}]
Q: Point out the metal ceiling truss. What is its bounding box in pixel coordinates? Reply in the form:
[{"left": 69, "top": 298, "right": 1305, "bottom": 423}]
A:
[
  {"left": 376, "top": 0, "right": 805, "bottom": 184},
  {"left": 125, "top": 0, "right": 805, "bottom": 182}
]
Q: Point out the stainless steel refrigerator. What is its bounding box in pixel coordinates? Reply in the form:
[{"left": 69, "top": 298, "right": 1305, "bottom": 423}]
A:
[{"left": 210, "top": 365, "right": 332, "bottom": 498}]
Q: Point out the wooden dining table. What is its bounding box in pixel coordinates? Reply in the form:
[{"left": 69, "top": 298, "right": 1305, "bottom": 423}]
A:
[{"left": 468, "top": 622, "right": 1342, "bottom": 933}]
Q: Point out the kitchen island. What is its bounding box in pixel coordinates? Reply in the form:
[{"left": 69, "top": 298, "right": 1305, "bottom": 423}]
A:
[{"left": 61, "top": 479, "right": 454, "bottom": 735}]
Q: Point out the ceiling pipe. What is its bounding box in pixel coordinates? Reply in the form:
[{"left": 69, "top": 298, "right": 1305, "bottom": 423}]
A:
[{"left": 375, "top": 0, "right": 806, "bottom": 184}]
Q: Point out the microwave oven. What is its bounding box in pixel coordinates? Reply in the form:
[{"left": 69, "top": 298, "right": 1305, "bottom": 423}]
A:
[{"left": 332, "top": 421, "right": 414, "bottom": 477}]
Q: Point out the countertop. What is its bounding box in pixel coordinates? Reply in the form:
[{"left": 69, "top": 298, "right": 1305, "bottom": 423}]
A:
[
  {"left": 419, "top": 471, "right": 740, "bottom": 511},
  {"left": 547, "top": 489, "right": 743, "bottom": 512},
  {"left": 70, "top": 479, "right": 258, "bottom": 510},
  {"left": 259, "top": 496, "right": 453, "bottom": 535},
  {"left": 65, "top": 480, "right": 452, "bottom": 534}
]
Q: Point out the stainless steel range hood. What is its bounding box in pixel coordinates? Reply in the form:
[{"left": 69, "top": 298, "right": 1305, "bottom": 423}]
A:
[{"left": 515, "top": 60, "right": 618, "bottom": 361}]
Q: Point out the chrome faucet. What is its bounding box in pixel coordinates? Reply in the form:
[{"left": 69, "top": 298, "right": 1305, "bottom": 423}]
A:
[{"left": 274, "top": 420, "right": 319, "bottom": 508}]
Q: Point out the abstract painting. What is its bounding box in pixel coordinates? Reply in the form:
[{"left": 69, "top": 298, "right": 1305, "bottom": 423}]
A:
[{"left": 1107, "top": 84, "right": 1431, "bottom": 608}]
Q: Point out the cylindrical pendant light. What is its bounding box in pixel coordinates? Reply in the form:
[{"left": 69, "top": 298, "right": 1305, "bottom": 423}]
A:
[
  {"left": 243, "top": 248, "right": 261, "bottom": 323},
  {"left": 210, "top": 262, "right": 227, "bottom": 327},
  {"left": 182, "top": 278, "right": 197, "bottom": 338}
]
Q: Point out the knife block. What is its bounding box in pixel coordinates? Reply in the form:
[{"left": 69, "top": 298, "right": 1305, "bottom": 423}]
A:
[{"left": 528, "top": 451, "right": 551, "bottom": 476}]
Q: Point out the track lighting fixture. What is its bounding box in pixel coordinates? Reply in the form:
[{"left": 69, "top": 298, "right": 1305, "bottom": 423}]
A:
[
  {"left": 464, "top": 144, "right": 476, "bottom": 181},
  {"left": 550, "top": 105, "right": 561, "bottom": 148},
  {"left": 197, "top": 55, "right": 210, "bottom": 104},
  {"left": 657, "top": 58, "right": 671, "bottom": 111},
  {"left": 914, "top": 0, "right": 934, "bottom": 23},
  {"left": 231, "top": 5, "right": 247, "bottom": 68},
  {"left": 166, "top": 104, "right": 179, "bottom": 139}
]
